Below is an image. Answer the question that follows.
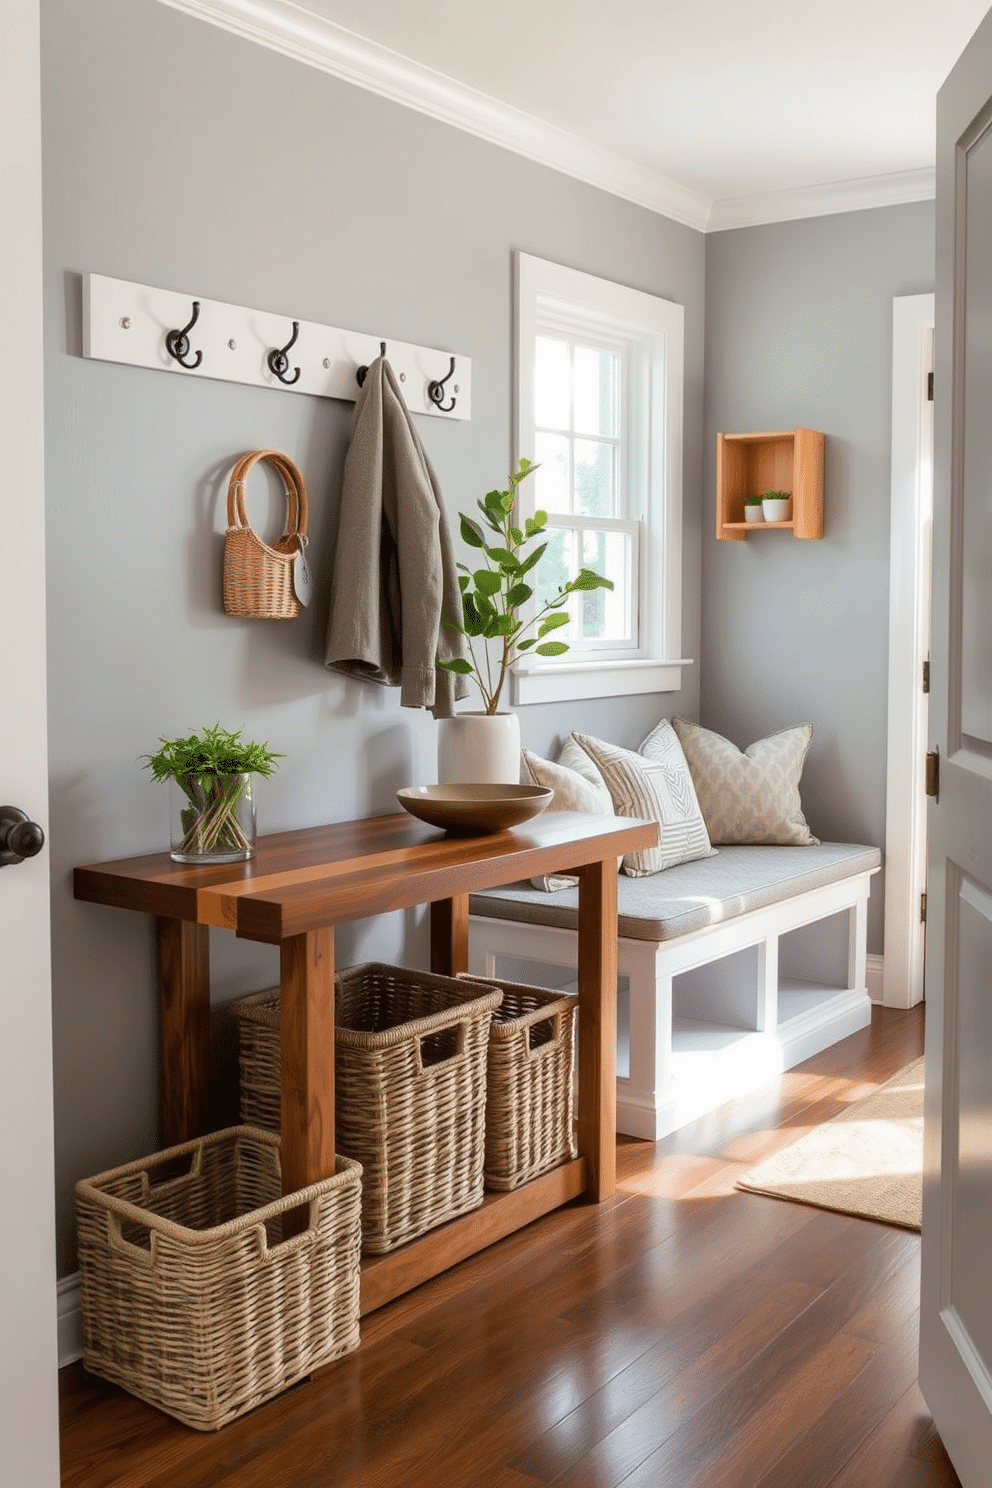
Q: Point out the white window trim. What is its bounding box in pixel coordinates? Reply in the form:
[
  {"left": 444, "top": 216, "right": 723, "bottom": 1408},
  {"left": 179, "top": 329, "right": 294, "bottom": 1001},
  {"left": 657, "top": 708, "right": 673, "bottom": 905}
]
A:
[{"left": 512, "top": 252, "right": 690, "bottom": 705}]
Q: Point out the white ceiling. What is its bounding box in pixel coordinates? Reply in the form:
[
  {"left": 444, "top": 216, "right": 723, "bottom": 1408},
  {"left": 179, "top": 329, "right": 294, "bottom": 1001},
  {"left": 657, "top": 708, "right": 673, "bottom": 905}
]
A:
[{"left": 163, "top": 0, "right": 991, "bottom": 228}]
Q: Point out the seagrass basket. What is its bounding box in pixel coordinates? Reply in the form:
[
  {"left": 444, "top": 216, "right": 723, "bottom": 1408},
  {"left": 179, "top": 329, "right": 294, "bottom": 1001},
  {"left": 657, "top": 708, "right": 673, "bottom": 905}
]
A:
[
  {"left": 232, "top": 965, "right": 503, "bottom": 1254},
  {"left": 75, "top": 1127, "right": 362, "bottom": 1430},
  {"left": 460, "top": 975, "right": 578, "bottom": 1190},
  {"left": 223, "top": 448, "right": 309, "bottom": 619}
]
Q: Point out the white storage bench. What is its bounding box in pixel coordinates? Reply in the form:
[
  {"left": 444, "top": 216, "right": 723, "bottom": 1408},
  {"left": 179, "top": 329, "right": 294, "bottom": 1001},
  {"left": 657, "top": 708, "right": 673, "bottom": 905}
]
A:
[{"left": 468, "top": 842, "right": 881, "bottom": 1141}]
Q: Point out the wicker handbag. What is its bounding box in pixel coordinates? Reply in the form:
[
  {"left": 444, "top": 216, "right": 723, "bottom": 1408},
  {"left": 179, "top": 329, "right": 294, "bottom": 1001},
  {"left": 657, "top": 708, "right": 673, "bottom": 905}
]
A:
[{"left": 223, "top": 448, "right": 310, "bottom": 619}]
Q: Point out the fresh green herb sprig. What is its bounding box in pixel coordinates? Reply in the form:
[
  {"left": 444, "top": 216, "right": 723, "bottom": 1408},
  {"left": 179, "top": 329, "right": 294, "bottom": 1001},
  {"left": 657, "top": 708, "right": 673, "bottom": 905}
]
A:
[
  {"left": 142, "top": 724, "right": 281, "bottom": 783},
  {"left": 439, "top": 459, "right": 613, "bottom": 715}
]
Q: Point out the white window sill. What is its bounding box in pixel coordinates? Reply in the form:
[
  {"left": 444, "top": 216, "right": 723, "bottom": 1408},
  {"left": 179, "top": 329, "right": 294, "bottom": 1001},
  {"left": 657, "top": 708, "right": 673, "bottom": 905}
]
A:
[{"left": 511, "top": 658, "right": 693, "bottom": 706}]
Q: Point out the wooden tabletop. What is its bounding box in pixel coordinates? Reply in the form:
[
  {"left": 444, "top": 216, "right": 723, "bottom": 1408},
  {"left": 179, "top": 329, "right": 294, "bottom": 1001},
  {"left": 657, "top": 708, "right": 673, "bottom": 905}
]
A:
[{"left": 74, "top": 810, "right": 658, "bottom": 942}]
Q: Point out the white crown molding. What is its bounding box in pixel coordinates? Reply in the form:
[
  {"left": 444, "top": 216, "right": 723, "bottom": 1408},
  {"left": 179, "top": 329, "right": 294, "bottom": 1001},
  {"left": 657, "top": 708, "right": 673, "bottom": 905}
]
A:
[
  {"left": 156, "top": 0, "right": 712, "bottom": 231},
  {"left": 707, "top": 167, "right": 936, "bottom": 232}
]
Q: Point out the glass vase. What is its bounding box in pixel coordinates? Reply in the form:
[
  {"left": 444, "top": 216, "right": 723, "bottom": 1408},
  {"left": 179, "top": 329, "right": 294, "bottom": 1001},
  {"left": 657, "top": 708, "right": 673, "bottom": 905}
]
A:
[{"left": 169, "top": 773, "right": 256, "bottom": 863}]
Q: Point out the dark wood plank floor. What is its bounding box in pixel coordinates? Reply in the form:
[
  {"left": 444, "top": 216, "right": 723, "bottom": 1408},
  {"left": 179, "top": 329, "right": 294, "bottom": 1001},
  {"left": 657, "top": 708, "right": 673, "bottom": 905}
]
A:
[{"left": 59, "top": 1004, "right": 960, "bottom": 1488}]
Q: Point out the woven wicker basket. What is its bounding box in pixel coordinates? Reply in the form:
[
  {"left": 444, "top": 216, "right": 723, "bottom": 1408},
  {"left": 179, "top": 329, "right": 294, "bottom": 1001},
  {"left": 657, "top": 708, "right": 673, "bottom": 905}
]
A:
[
  {"left": 460, "top": 976, "right": 578, "bottom": 1191},
  {"left": 75, "top": 1127, "right": 361, "bottom": 1431},
  {"left": 223, "top": 448, "right": 309, "bottom": 619},
  {"left": 232, "top": 965, "right": 503, "bottom": 1254}
]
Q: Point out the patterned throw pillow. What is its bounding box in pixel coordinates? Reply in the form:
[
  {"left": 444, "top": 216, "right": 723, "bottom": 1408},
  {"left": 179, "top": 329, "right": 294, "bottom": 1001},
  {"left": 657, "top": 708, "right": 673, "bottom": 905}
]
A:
[
  {"left": 671, "top": 717, "right": 819, "bottom": 845},
  {"left": 521, "top": 736, "right": 614, "bottom": 890},
  {"left": 572, "top": 726, "right": 715, "bottom": 877}
]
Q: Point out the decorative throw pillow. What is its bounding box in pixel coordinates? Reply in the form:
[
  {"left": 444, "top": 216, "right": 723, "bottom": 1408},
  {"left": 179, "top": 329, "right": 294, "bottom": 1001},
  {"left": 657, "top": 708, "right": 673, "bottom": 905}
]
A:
[
  {"left": 572, "top": 728, "right": 715, "bottom": 877},
  {"left": 671, "top": 717, "right": 819, "bottom": 845},
  {"left": 521, "top": 736, "right": 614, "bottom": 890}
]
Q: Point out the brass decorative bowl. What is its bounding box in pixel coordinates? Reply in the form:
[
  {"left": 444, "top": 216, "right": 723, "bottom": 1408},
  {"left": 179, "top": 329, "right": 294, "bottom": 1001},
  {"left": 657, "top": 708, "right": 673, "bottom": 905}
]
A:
[{"left": 396, "top": 783, "right": 553, "bottom": 834}]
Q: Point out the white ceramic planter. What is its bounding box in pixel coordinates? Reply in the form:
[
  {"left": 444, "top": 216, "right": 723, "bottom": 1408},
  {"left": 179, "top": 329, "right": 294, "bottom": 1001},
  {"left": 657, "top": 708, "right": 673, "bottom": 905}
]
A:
[
  {"left": 437, "top": 712, "right": 521, "bottom": 785},
  {"left": 762, "top": 496, "right": 793, "bottom": 522},
  {"left": 744, "top": 504, "right": 765, "bottom": 523}
]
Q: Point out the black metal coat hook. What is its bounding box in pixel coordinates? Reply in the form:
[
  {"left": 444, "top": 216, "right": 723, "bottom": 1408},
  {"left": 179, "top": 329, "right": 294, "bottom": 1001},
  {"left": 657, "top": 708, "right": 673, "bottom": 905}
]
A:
[
  {"left": 267, "top": 321, "right": 301, "bottom": 385},
  {"left": 428, "top": 357, "right": 457, "bottom": 413},
  {"left": 356, "top": 341, "right": 387, "bottom": 387},
  {"left": 165, "top": 300, "right": 203, "bottom": 369}
]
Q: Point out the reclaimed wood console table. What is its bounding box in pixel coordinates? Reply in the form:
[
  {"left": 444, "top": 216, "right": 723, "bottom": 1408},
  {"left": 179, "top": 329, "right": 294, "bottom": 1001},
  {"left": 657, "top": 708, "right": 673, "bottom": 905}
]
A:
[{"left": 74, "top": 809, "right": 656, "bottom": 1314}]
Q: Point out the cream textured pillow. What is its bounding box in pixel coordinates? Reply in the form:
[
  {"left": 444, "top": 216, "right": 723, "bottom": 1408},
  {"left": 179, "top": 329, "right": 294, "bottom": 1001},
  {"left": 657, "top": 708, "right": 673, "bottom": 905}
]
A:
[
  {"left": 521, "top": 736, "right": 614, "bottom": 890},
  {"left": 671, "top": 717, "right": 819, "bottom": 845},
  {"left": 573, "top": 728, "right": 715, "bottom": 877}
]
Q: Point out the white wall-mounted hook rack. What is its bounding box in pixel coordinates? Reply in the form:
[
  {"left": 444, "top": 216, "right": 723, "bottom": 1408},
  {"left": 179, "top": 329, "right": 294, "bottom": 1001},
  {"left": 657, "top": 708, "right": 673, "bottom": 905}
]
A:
[{"left": 82, "top": 274, "right": 472, "bottom": 421}]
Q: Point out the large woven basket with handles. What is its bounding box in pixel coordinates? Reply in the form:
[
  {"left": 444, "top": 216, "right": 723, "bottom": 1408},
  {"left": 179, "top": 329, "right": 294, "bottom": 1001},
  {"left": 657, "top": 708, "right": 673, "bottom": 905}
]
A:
[
  {"left": 232, "top": 964, "right": 503, "bottom": 1254},
  {"left": 222, "top": 448, "right": 309, "bottom": 619},
  {"left": 75, "top": 1126, "right": 362, "bottom": 1430},
  {"left": 459, "top": 974, "right": 578, "bottom": 1191}
]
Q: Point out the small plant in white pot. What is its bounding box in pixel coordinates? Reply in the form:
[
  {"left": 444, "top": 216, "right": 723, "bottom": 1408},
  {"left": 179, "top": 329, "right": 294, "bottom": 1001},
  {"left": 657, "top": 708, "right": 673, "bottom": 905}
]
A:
[
  {"left": 761, "top": 489, "right": 793, "bottom": 523},
  {"left": 743, "top": 494, "right": 766, "bottom": 524},
  {"left": 436, "top": 459, "right": 613, "bottom": 783}
]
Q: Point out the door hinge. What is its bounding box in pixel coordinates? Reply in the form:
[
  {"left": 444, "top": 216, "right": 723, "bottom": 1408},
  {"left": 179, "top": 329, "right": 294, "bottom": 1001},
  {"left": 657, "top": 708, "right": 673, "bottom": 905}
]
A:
[
  {"left": 923, "top": 657, "right": 930, "bottom": 694},
  {"left": 927, "top": 370, "right": 934, "bottom": 401},
  {"left": 921, "top": 891, "right": 927, "bottom": 923},
  {"left": 926, "top": 747, "right": 940, "bottom": 801}
]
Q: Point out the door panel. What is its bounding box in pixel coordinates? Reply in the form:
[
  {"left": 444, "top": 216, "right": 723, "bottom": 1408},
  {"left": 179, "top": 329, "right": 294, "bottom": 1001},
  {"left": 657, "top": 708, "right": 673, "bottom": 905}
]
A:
[
  {"left": 0, "top": 1, "right": 60, "bottom": 1482},
  {"left": 921, "top": 9, "right": 992, "bottom": 1482}
]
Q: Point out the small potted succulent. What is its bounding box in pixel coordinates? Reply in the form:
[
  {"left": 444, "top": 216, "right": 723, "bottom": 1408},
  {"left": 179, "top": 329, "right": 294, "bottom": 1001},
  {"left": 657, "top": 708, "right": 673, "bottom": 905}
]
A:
[
  {"left": 760, "top": 489, "right": 793, "bottom": 523},
  {"left": 142, "top": 723, "right": 282, "bottom": 863},
  {"left": 743, "top": 494, "right": 766, "bottom": 524}
]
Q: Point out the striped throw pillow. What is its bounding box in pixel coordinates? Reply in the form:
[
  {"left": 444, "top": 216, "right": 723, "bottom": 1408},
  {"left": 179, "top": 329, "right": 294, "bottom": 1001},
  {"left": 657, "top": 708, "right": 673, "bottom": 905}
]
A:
[{"left": 573, "top": 725, "right": 715, "bottom": 877}]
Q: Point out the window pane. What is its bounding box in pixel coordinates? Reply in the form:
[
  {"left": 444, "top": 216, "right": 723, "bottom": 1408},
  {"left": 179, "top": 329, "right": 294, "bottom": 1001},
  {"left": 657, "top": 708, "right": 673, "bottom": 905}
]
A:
[
  {"left": 535, "top": 336, "right": 570, "bottom": 429},
  {"left": 532, "top": 525, "right": 575, "bottom": 639},
  {"left": 574, "top": 438, "right": 618, "bottom": 518},
  {"left": 573, "top": 345, "right": 619, "bottom": 438},
  {"left": 534, "top": 432, "right": 571, "bottom": 514},
  {"left": 580, "top": 529, "right": 632, "bottom": 642}
]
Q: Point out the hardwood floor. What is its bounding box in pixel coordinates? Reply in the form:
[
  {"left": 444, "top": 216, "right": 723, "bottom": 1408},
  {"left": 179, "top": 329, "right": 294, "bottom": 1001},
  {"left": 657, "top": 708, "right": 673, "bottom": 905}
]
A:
[{"left": 59, "top": 1003, "right": 960, "bottom": 1487}]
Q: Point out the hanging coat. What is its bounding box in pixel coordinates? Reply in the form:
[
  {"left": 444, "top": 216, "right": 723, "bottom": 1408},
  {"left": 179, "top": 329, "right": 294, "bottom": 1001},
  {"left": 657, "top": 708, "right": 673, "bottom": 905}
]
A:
[{"left": 323, "top": 355, "right": 467, "bottom": 719}]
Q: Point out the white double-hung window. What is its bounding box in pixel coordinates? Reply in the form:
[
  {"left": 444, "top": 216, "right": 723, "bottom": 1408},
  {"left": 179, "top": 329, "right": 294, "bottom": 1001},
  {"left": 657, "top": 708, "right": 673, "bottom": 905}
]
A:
[{"left": 513, "top": 253, "right": 688, "bottom": 704}]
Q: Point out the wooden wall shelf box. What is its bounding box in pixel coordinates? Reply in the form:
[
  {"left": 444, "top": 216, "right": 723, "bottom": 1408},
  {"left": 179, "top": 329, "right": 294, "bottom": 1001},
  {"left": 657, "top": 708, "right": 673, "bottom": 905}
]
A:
[
  {"left": 716, "top": 428, "right": 824, "bottom": 540},
  {"left": 73, "top": 810, "right": 657, "bottom": 1323}
]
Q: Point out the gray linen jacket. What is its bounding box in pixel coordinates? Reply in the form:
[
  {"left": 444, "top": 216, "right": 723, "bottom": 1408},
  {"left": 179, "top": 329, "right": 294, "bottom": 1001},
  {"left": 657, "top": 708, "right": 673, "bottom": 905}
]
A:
[{"left": 323, "top": 356, "right": 468, "bottom": 718}]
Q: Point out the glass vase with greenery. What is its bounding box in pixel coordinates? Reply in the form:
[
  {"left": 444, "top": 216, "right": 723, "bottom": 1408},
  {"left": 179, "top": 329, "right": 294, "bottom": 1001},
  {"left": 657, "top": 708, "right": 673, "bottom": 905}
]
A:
[
  {"left": 142, "top": 724, "right": 282, "bottom": 863},
  {"left": 438, "top": 459, "right": 613, "bottom": 714}
]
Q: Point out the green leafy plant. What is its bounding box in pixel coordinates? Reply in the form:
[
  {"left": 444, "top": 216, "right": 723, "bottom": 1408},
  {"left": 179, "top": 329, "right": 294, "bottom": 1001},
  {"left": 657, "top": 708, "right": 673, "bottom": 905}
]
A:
[
  {"left": 439, "top": 459, "right": 614, "bottom": 714},
  {"left": 758, "top": 489, "right": 790, "bottom": 501},
  {"left": 142, "top": 724, "right": 282, "bottom": 857},
  {"left": 742, "top": 494, "right": 765, "bottom": 506}
]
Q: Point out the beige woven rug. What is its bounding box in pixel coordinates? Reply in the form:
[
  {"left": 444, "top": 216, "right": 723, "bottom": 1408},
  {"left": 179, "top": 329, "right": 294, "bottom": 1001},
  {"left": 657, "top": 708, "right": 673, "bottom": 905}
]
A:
[{"left": 736, "top": 1058, "right": 924, "bottom": 1230}]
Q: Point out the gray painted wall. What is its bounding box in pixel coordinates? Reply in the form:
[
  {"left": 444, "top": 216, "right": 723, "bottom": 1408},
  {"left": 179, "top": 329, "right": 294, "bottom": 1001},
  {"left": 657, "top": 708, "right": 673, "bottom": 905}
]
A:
[
  {"left": 42, "top": 0, "right": 704, "bottom": 1272},
  {"left": 702, "top": 202, "right": 935, "bottom": 953}
]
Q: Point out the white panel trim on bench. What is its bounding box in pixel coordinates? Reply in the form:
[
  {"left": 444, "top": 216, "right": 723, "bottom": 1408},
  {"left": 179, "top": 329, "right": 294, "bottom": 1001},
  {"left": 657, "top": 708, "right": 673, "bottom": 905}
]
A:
[{"left": 470, "top": 867, "right": 877, "bottom": 1141}]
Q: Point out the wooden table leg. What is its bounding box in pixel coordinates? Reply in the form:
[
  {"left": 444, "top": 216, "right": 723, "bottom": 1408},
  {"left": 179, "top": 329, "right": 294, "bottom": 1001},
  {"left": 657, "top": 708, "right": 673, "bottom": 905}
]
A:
[
  {"left": 155, "top": 916, "right": 210, "bottom": 1147},
  {"left": 280, "top": 927, "right": 336, "bottom": 1198},
  {"left": 575, "top": 860, "right": 618, "bottom": 1202},
  {"left": 430, "top": 894, "right": 469, "bottom": 976}
]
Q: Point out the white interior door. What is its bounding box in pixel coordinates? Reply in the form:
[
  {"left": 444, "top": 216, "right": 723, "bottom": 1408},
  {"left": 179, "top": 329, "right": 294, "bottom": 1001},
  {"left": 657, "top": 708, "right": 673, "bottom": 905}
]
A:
[
  {"left": 883, "top": 294, "right": 934, "bottom": 1009},
  {"left": 920, "top": 9, "right": 992, "bottom": 1483},
  {"left": 0, "top": 2, "right": 60, "bottom": 1483}
]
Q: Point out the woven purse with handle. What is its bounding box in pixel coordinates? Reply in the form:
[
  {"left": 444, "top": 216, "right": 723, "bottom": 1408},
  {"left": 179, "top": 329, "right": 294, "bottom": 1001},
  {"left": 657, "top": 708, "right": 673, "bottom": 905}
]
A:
[{"left": 223, "top": 448, "right": 310, "bottom": 619}]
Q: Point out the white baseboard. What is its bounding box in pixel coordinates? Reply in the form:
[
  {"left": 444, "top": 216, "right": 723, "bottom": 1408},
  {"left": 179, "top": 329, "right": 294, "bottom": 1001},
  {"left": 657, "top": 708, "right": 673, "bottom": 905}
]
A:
[
  {"left": 867, "top": 953, "right": 884, "bottom": 1003},
  {"left": 58, "top": 1272, "right": 82, "bottom": 1369}
]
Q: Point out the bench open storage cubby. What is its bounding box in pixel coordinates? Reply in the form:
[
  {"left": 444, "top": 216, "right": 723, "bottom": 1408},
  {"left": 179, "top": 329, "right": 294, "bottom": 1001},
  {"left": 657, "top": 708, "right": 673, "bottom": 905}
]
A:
[{"left": 468, "top": 844, "right": 879, "bottom": 1141}]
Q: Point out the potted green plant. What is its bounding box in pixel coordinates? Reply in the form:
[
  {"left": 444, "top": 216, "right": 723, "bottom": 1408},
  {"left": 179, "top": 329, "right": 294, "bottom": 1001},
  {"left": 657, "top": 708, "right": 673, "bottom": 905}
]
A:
[
  {"left": 743, "top": 494, "right": 766, "bottom": 524},
  {"left": 761, "top": 489, "right": 793, "bottom": 523},
  {"left": 436, "top": 459, "right": 613, "bottom": 783},
  {"left": 142, "top": 724, "right": 282, "bottom": 863}
]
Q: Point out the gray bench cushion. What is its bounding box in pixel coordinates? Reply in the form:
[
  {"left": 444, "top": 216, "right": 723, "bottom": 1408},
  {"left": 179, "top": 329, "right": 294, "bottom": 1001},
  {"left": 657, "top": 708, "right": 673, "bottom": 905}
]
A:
[{"left": 470, "top": 842, "right": 881, "bottom": 943}]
